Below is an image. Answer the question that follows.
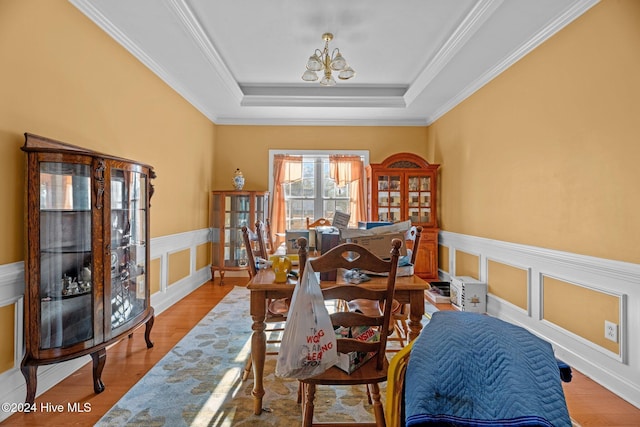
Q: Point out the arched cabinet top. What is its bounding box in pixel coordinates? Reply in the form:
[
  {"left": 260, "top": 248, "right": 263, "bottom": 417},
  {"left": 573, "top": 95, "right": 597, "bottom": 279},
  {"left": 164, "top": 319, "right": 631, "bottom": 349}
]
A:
[{"left": 376, "top": 152, "right": 439, "bottom": 170}]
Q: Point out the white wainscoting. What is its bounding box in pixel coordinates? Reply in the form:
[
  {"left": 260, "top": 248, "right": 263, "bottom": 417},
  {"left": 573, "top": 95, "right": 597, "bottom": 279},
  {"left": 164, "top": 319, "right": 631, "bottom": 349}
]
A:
[
  {"left": 439, "top": 231, "right": 640, "bottom": 408},
  {"left": 0, "top": 228, "right": 212, "bottom": 422}
]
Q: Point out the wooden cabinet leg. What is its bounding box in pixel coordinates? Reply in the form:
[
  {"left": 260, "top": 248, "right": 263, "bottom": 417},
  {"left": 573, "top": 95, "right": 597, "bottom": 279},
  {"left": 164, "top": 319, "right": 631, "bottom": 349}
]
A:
[
  {"left": 145, "top": 315, "right": 155, "bottom": 348},
  {"left": 21, "top": 363, "right": 38, "bottom": 405},
  {"left": 91, "top": 349, "right": 106, "bottom": 394}
]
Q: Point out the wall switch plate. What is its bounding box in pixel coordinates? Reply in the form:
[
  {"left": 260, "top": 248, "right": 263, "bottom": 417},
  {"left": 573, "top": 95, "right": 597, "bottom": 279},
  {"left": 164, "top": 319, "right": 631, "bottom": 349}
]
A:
[{"left": 605, "top": 320, "right": 618, "bottom": 343}]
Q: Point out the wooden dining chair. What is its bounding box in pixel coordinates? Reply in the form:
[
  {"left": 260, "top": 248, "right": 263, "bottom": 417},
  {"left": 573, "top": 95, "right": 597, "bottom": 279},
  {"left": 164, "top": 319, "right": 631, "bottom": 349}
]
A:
[
  {"left": 347, "top": 226, "right": 422, "bottom": 350},
  {"left": 390, "top": 225, "right": 423, "bottom": 347},
  {"left": 299, "top": 239, "right": 402, "bottom": 427},
  {"left": 241, "top": 222, "right": 264, "bottom": 278},
  {"left": 264, "top": 218, "right": 276, "bottom": 255},
  {"left": 240, "top": 221, "right": 273, "bottom": 381},
  {"left": 242, "top": 237, "right": 308, "bottom": 381}
]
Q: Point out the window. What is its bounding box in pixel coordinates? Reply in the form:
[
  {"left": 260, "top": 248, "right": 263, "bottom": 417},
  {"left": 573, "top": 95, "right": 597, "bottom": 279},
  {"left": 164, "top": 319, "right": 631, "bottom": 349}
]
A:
[
  {"left": 269, "top": 150, "right": 368, "bottom": 237},
  {"left": 282, "top": 156, "right": 350, "bottom": 229}
]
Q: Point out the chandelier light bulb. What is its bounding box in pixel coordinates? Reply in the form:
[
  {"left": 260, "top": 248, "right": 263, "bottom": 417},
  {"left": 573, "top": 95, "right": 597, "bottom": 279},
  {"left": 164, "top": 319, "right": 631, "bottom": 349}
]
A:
[
  {"left": 302, "top": 69, "right": 319, "bottom": 81},
  {"left": 330, "top": 51, "right": 347, "bottom": 71},
  {"left": 320, "top": 74, "right": 336, "bottom": 86},
  {"left": 338, "top": 66, "right": 355, "bottom": 80},
  {"left": 306, "top": 53, "right": 323, "bottom": 72}
]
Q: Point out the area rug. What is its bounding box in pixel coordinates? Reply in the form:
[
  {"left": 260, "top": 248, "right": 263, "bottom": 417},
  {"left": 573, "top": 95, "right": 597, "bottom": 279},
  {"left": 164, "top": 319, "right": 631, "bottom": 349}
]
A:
[{"left": 95, "top": 285, "right": 408, "bottom": 426}]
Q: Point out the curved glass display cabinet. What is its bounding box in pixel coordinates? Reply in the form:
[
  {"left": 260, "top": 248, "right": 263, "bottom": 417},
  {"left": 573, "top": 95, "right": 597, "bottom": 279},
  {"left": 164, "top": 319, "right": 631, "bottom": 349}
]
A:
[{"left": 21, "top": 133, "right": 156, "bottom": 404}]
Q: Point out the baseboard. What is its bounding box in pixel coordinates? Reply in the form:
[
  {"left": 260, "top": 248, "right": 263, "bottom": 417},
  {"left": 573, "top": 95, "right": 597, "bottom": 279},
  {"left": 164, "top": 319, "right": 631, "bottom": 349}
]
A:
[{"left": 151, "top": 266, "right": 211, "bottom": 315}]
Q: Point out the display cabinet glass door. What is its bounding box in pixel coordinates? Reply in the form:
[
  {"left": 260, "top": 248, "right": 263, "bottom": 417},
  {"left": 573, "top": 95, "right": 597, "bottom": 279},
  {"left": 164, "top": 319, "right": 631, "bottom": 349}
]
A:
[
  {"left": 39, "top": 162, "right": 93, "bottom": 349},
  {"left": 375, "top": 174, "right": 402, "bottom": 222},
  {"left": 224, "top": 194, "right": 250, "bottom": 267},
  {"left": 110, "top": 168, "right": 147, "bottom": 333},
  {"left": 254, "top": 193, "right": 267, "bottom": 226},
  {"left": 407, "top": 174, "right": 432, "bottom": 224}
]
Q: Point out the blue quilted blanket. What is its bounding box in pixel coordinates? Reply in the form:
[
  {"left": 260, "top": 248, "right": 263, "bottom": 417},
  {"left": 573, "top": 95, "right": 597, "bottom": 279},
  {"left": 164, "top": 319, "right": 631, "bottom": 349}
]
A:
[{"left": 405, "top": 311, "right": 571, "bottom": 427}]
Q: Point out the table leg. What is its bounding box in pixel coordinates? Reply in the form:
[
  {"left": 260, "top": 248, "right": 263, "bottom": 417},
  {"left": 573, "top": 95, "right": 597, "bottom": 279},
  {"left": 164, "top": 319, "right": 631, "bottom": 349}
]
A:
[
  {"left": 408, "top": 290, "right": 424, "bottom": 342},
  {"left": 251, "top": 290, "right": 267, "bottom": 415}
]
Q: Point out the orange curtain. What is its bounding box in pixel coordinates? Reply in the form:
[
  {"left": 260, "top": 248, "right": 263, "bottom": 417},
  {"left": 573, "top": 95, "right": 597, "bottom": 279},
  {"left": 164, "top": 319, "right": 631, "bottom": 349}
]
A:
[
  {"left": 329, "top": 155, "right": 366, "bottom": 226},
  {"left": 271, "top": 155, "right": 302, "bottom": 246}
]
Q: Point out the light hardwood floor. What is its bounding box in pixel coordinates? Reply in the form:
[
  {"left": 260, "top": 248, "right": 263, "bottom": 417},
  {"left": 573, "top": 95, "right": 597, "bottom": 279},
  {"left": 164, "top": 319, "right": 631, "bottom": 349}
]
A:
[{"left": 2, "top": 277, "right": 639, "bottom": 426}]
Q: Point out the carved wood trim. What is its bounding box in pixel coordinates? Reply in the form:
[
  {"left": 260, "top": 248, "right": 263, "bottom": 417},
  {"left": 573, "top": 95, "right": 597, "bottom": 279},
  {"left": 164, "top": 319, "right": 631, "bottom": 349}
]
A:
[
  {"left": 94, "top": 159, "right": 106, "bottom": 209},
  {"left": 388, "top": 160, "right": 421, "bottom": 168}
]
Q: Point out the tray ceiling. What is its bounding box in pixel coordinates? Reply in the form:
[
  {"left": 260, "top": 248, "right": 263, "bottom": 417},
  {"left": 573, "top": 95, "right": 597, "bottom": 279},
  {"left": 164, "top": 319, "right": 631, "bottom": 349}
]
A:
[{"left": 70, "top": 0, "right": 598, "bottom": 126}]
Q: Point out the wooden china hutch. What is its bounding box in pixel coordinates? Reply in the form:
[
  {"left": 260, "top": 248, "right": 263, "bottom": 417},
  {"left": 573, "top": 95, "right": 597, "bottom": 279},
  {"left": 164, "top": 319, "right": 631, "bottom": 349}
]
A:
[
  {"left": 21, "top": 133, "right": 155, "bottom": 404},
  {"left": 368, "top": 153, "right": 440, "bottom": 280}
]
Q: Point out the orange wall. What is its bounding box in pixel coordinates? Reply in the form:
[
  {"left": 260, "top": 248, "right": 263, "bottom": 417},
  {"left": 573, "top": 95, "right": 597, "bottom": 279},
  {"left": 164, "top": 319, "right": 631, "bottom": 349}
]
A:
[
  {"left": 429, "top": 0, "right": 640, "bottom": 264},
  {"left": 0, "top": 0, "right": 216, "bottom": 264},
  {"left": 213, "top": 125, "right": 428, "bottom": 191}
]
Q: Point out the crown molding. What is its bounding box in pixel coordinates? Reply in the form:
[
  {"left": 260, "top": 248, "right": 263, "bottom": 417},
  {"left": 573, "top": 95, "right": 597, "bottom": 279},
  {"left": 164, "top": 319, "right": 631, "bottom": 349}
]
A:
[
  {"left": 404, "top": 0, "right": 503, "bottom": 106},
  {"left": 164, "top": 0, "right": 244, "bottom": 102},
  {"left": 213, "top": 116, "right": 429, "bottom": 127},
  {"left": 424, "top": 0, "right": 600, "bottom": 125},
  {"left": 68, "top": 0, "right": 223, "bottom": 124},
  {"left": 240, "top": 95, "right": 406, "bottom": 109}
]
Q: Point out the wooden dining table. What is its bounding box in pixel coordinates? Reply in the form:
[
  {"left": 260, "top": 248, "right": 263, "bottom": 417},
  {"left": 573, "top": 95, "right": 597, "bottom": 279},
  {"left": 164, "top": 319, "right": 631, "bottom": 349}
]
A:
[{"left": 246, "top": 267, "right": 429, "bottom": 415}]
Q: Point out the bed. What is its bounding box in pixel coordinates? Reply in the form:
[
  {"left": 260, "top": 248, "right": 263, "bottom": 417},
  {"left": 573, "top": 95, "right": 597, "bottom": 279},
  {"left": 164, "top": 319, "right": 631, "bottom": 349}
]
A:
[{"left": 388, "top": 311, "right": 572, "bottom": 427}]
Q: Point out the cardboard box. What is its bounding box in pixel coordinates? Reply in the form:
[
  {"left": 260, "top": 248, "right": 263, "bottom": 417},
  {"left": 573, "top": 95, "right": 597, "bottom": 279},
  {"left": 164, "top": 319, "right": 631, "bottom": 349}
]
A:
[
  {"left": 334, "top": 325, "right": 380, "bottom": 374},
  {"left": 284, "top": 230, "right": 310, "bottom": 254},
  {"left": 346, "top": 232, "right": 407, "bottom": 259},
  {"left": 318, "top": 230, "right": 340, "bottom": 280},
  {"left": 316, "top": 229, "right": 340, "bottom": 252},
  {"left": 450, "top": 276, "right": 487, "bottom": 313},
  {"left": 358, "top": 221, "right": 393, "bottom": 230}
]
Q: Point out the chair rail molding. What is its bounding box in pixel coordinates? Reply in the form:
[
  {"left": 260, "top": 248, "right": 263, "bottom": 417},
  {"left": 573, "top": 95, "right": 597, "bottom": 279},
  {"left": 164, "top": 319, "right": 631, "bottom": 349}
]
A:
[{"left": 438, "top": 230, "right": 640, "bottom": 409}]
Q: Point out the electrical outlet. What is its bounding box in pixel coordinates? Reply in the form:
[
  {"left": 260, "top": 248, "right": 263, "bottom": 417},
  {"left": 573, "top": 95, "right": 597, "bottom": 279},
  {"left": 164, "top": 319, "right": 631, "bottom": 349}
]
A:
[{"left": 604, "top": 320, "right": 618, "bottom": 343}]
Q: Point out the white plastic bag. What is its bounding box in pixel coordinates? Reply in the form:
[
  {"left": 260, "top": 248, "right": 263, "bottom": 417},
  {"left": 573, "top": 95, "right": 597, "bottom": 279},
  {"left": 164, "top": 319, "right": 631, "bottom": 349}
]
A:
[{"left": 275, "top": 260, "right": 339, "bottom": 379}]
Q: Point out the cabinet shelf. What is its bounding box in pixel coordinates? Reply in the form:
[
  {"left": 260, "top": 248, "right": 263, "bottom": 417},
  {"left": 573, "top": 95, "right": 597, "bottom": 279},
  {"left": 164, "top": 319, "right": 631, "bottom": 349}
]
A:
[
  {"left": 41, "top": 248, "right": 92, "bottom": 254},
  {"left": 42, "top": 288, "right": 92, "bottom": 301},
  {"left": 21, "top": 132, "right": 156, "bottom": 404},
  {"left": 40, "top": 209, "right": 91, "bottom": 213}
]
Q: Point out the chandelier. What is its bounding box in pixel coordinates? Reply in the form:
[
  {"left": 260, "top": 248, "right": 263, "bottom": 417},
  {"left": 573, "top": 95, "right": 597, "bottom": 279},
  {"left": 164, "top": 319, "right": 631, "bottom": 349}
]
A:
[{"left": 302, "top": 33, "right": 355, "bottom": 86}]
